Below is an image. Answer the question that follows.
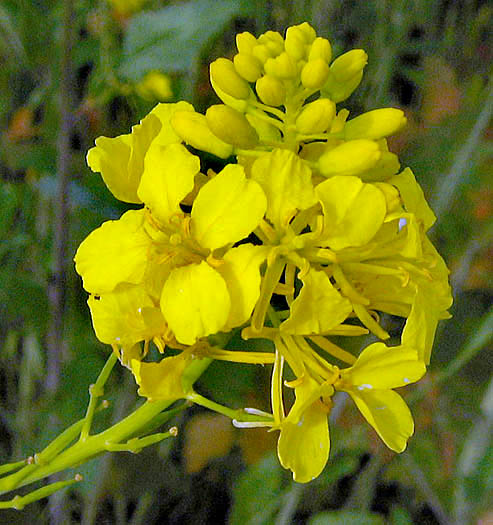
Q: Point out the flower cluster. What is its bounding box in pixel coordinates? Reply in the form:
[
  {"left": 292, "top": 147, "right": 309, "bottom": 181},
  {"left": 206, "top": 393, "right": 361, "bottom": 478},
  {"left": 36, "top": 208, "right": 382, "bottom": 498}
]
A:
[{"left": 75, "top": 22, "right": 452, "bottom": 482}]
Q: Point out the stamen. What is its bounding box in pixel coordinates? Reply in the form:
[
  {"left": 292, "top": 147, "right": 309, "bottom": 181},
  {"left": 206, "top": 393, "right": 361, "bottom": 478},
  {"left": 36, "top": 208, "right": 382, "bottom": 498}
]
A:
[
  {"left": 232, "top": 420, "right": 273, "bottom": 428},
  {"left": 353, "top": 303, "right": 390, "bottom": 340},
  {"left": 309, "top": 336, "right": 357, "bottom": 365},
  {"left": 332, "top": 265, "right": 370, "bottom": 305}
]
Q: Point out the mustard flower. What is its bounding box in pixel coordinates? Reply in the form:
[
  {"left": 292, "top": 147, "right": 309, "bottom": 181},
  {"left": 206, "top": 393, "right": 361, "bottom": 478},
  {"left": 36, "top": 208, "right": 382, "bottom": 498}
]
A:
[{"left": 74, "top": 21, "right": 452, "bottom": 485}]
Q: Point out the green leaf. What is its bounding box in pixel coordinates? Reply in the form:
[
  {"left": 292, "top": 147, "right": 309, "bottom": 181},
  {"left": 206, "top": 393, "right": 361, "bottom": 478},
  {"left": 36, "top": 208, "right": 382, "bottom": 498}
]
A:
[
  {"left": 120, "top": 0, "right": 253, "bottom": 80},
  {"left": 229, "top": 453, "right": 283, "bottom": 525},
  {"left": 308, "top": 510, "right": 385, "bottom": 525}
]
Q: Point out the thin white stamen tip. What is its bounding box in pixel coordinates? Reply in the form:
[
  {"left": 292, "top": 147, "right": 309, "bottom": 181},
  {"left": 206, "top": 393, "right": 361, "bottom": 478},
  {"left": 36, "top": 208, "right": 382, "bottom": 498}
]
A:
[
  {"left": 244, "top": 407, "right": 271, "bottom": 417},
  {"left": 137, "top": 307, "right": 142, "bottom": 314},
  {"left": 357, "top": 383, "right": 373, "bottom": 391},
  {"left": 398, "top": 218, "right": 407, "bottom": 231},
  {"left": 232, "top": 420, "right": 272, "bottom": 429}
]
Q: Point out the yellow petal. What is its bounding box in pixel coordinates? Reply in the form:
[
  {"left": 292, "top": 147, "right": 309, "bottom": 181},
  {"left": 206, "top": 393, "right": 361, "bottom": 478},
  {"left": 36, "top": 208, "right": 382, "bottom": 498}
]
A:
[
  {"left": 149, "top": 101, "right": 195, "bottom": 146},
  {"left": 138, "top": 143, "right": 200, "bottom": 223},
  {"left": 390, "top": 168, "right": 436, "bottom": 231},
  {"left": 88, "top": 284, "right": 166, "bottom": 347},
  {"left": 316, "top": 176, "right": 386, "bottom": 250},
  {"left": 131, "top": 353, "right": 189, "bottom": 401},
  {"left": 277, "top": 378, "right": 330, "bottom": 483},
  {"left": 87, "top": 113, "right": 161, "bottom": 203},
  {"left": 342, "top": 342, "right": 426, "bottom": 390},
  {"left": 347, "top": 389, "right": 414, "bottom": 452},
  {"left": 74, "top": 209, "right": 151, "bottom": 294},
  {"left": 251, "top": 149, "right": 316, "bottom": 231},
  {"left": 281, "top": 268, "right": 352, "bottom": 334},
  {"left": 160, "top": 262, "right": 230, "bottom": 345},
  {"left": 401, "top": 289, "right": 439, "bottom": 364},
  {"left": 216, "top": 244, "right": 268, "bottom": 330},
  {"left": 191, "top": 164, "right": 267, "bottom": 250}
]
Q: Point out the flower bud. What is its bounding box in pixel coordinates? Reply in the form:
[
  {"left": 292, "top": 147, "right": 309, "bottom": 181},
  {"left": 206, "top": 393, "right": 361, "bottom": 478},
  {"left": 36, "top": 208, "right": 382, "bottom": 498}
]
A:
[
  {"left": 296, "top": 99, "right": 336, "bottom": 134},
  {"left": 284, "top": 26, "right": 307, "bottom": 60},
  {"left": 264, "top": 52, "right": 298, "bottom": 79},
  {"left": 322, "top": 49, "right": 367, "bottom": 102},
  {"left": 318, "top": 139, "right": 381, "bottom": 177},
  {"left": 258, "top": 31, "right": 284, "bottom": 56},
  {"left": 252, "top": 44, "right": 272, "bottom": 64},
  {"left": 297, "top": 22, "right": 316, "bottom": 43},
  {"left": 234, "top": 52, "right": 263, "bottom": 82},
  {"left": 206, "top": 104, "right": 259, "bottom": 149},
  {"left": 171, "top": 111, "right": 233, "bottom": 159},
  {"left": 344, "top": 108, "right": 407, "bottom": 140},
  {"left": 236, "top": 31, "right": 257, "bottom": 54},
  {"left": 359, "top": 151, "right": 401, "bottom": 182},
  {"left": 329, "top": 49, "right": 368, "bottom": 83},
  {"left": 256, "top": 75, "right": 286, "bottom": 106},
  {"left": 210, "top": 58, "right": 251, "bottom": 100},
  {"left": 308, "top": 37, "right": 332, "bottom": 63},
  {"left": 323, "top": 70, "right": 363, "bottom": 103},
  {"left": 301, "top": 58, "right": 330, "bottom": 89}
]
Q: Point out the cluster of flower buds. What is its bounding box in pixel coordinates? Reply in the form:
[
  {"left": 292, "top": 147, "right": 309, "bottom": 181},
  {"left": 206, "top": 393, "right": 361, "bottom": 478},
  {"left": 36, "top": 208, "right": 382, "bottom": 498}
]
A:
[{"left": 75, "top": 23, "right": 452, "bottom": 482}]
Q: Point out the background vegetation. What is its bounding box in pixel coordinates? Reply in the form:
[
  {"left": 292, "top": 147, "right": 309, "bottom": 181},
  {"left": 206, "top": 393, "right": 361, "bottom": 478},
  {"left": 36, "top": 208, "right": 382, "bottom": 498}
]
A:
[{"left": 0, "top": 0, "right": 491, "bottom": 523}]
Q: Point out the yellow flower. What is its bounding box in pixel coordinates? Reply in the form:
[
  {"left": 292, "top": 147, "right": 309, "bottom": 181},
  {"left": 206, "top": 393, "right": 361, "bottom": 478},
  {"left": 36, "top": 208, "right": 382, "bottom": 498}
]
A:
[
  {"left": 76, "top": 130, "right": 268, "bottom": 347},
  {"left": 336, "top": 342, "right": 426, "bottom": 452}
]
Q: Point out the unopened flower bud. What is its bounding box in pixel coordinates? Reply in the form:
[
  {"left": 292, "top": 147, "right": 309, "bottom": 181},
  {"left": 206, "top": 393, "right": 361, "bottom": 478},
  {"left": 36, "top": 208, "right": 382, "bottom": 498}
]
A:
[
  {"left": 297, "top": 22, "right": 317, "bottom": 43},
  {"left": 264, "top": 52, "right": 298, "bottom": 79},
  {"left": 344, "top": 108, "right": 407, "bottom": 140},
  {"left": 256, "top": 75, "right": 286, "bottom": 106},
  {"left": 258, "top": 31, "right": 284, "bottom": 56},
  {"left": 322, "top": 49, "right": 367, "bottom": 102},
  {"left": 323, "top": 70, "right": 364, "bottom": 103},
  {"left": 308, "top": 37, "right": 332, "bottom": 63},
  {"left": 252, "top": 44, "right": 272, "bottom": 64},
  {"left": 171, "top": 111, "right": 233, "bottom": 159},
  {"left": 234, "top": 53, "right": 263, "bottom": 82},
  {"left": 206, "top": 105, "right": 259, "bottom": 149},
  {"left": 318, "top": 139, "right": 381, "bottom": 177},
  {"left": 285, "top": 26, "right": 307, "bottom": 60},
  {"left": 359, "top": 151, "right": 401, "bottom": 182},
  {"left": 301, "top": 58, "right": 330, "bottom": 89},
  {"left": 210, "top": 58, "right": 251, "bottom": 100},
  {"left": 330, "top": 49, "right": 368, "bottom": 83},
  {"left": 296, "top": 99, "right": 336, "bottom": 134},
  {"left": 236, "top": 31, "right": 257, "bottom": 54}
]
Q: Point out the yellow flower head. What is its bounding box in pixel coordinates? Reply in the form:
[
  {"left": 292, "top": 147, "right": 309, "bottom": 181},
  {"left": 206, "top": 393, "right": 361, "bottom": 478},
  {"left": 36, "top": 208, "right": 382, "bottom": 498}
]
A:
[{"left": 75, "top": 22, "right": 452, "bottom": 484}]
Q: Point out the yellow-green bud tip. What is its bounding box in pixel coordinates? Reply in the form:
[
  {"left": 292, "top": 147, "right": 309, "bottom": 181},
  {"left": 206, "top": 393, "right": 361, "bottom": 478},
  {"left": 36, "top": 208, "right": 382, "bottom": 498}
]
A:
[
  {"left": 344, "top": 108, "right": 407, "bottom": 140},
  {"left": 301, "top": 59, "right": 330, "bottom": 90},
  {"left": 171, "top": 111, "right": 233, "bottom": 159},
  {"left": 234, "top": 52, "right": 263, "bottom": 82},
  {"left": 210, "top": 58, "right": 251, "bottom": 100},
  {"left": 318, "top": 139, "right": 381, "bottom": 177},
  {"left": 255, "top": 75, "right": 286, "bottom": 107},
  {"left": 206, "top": 104, "right": 259, "bottom": 149},
  {"left": 296, "top": 98, "right": 336, "bottom": 134}
]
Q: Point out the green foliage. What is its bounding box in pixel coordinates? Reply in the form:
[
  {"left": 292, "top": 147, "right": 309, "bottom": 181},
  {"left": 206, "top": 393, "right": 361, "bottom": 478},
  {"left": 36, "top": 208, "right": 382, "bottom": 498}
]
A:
[
  {"left": 230, "top": 453, "right": 283, "bottom": 525},
  {"left": 120, "top": 0, "right": 254, "bottom": 79}
]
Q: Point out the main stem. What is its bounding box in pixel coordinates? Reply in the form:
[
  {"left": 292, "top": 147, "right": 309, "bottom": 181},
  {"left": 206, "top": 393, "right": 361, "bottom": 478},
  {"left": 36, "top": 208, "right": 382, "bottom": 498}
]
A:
[{"left": 0, "top": 357, "right": 212, "bottom": 496}]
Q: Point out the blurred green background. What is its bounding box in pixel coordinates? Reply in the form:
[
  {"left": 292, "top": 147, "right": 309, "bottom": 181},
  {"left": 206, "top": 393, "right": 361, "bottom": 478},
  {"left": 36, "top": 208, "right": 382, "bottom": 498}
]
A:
[{"left": 0, "top": 0, "right": 491, "bottom": 523}]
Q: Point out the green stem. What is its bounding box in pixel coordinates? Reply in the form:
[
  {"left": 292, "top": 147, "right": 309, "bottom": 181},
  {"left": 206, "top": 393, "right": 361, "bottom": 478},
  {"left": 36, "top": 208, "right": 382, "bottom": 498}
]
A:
[
  {"left": 79, "top": 352, "right": 118, "bottom": 442},
  {"left": 187, "top": 392, "right": 272, "bottom": 424},
  {"left": 0, "top": 357, "right": 210, "bottom": 497}
]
